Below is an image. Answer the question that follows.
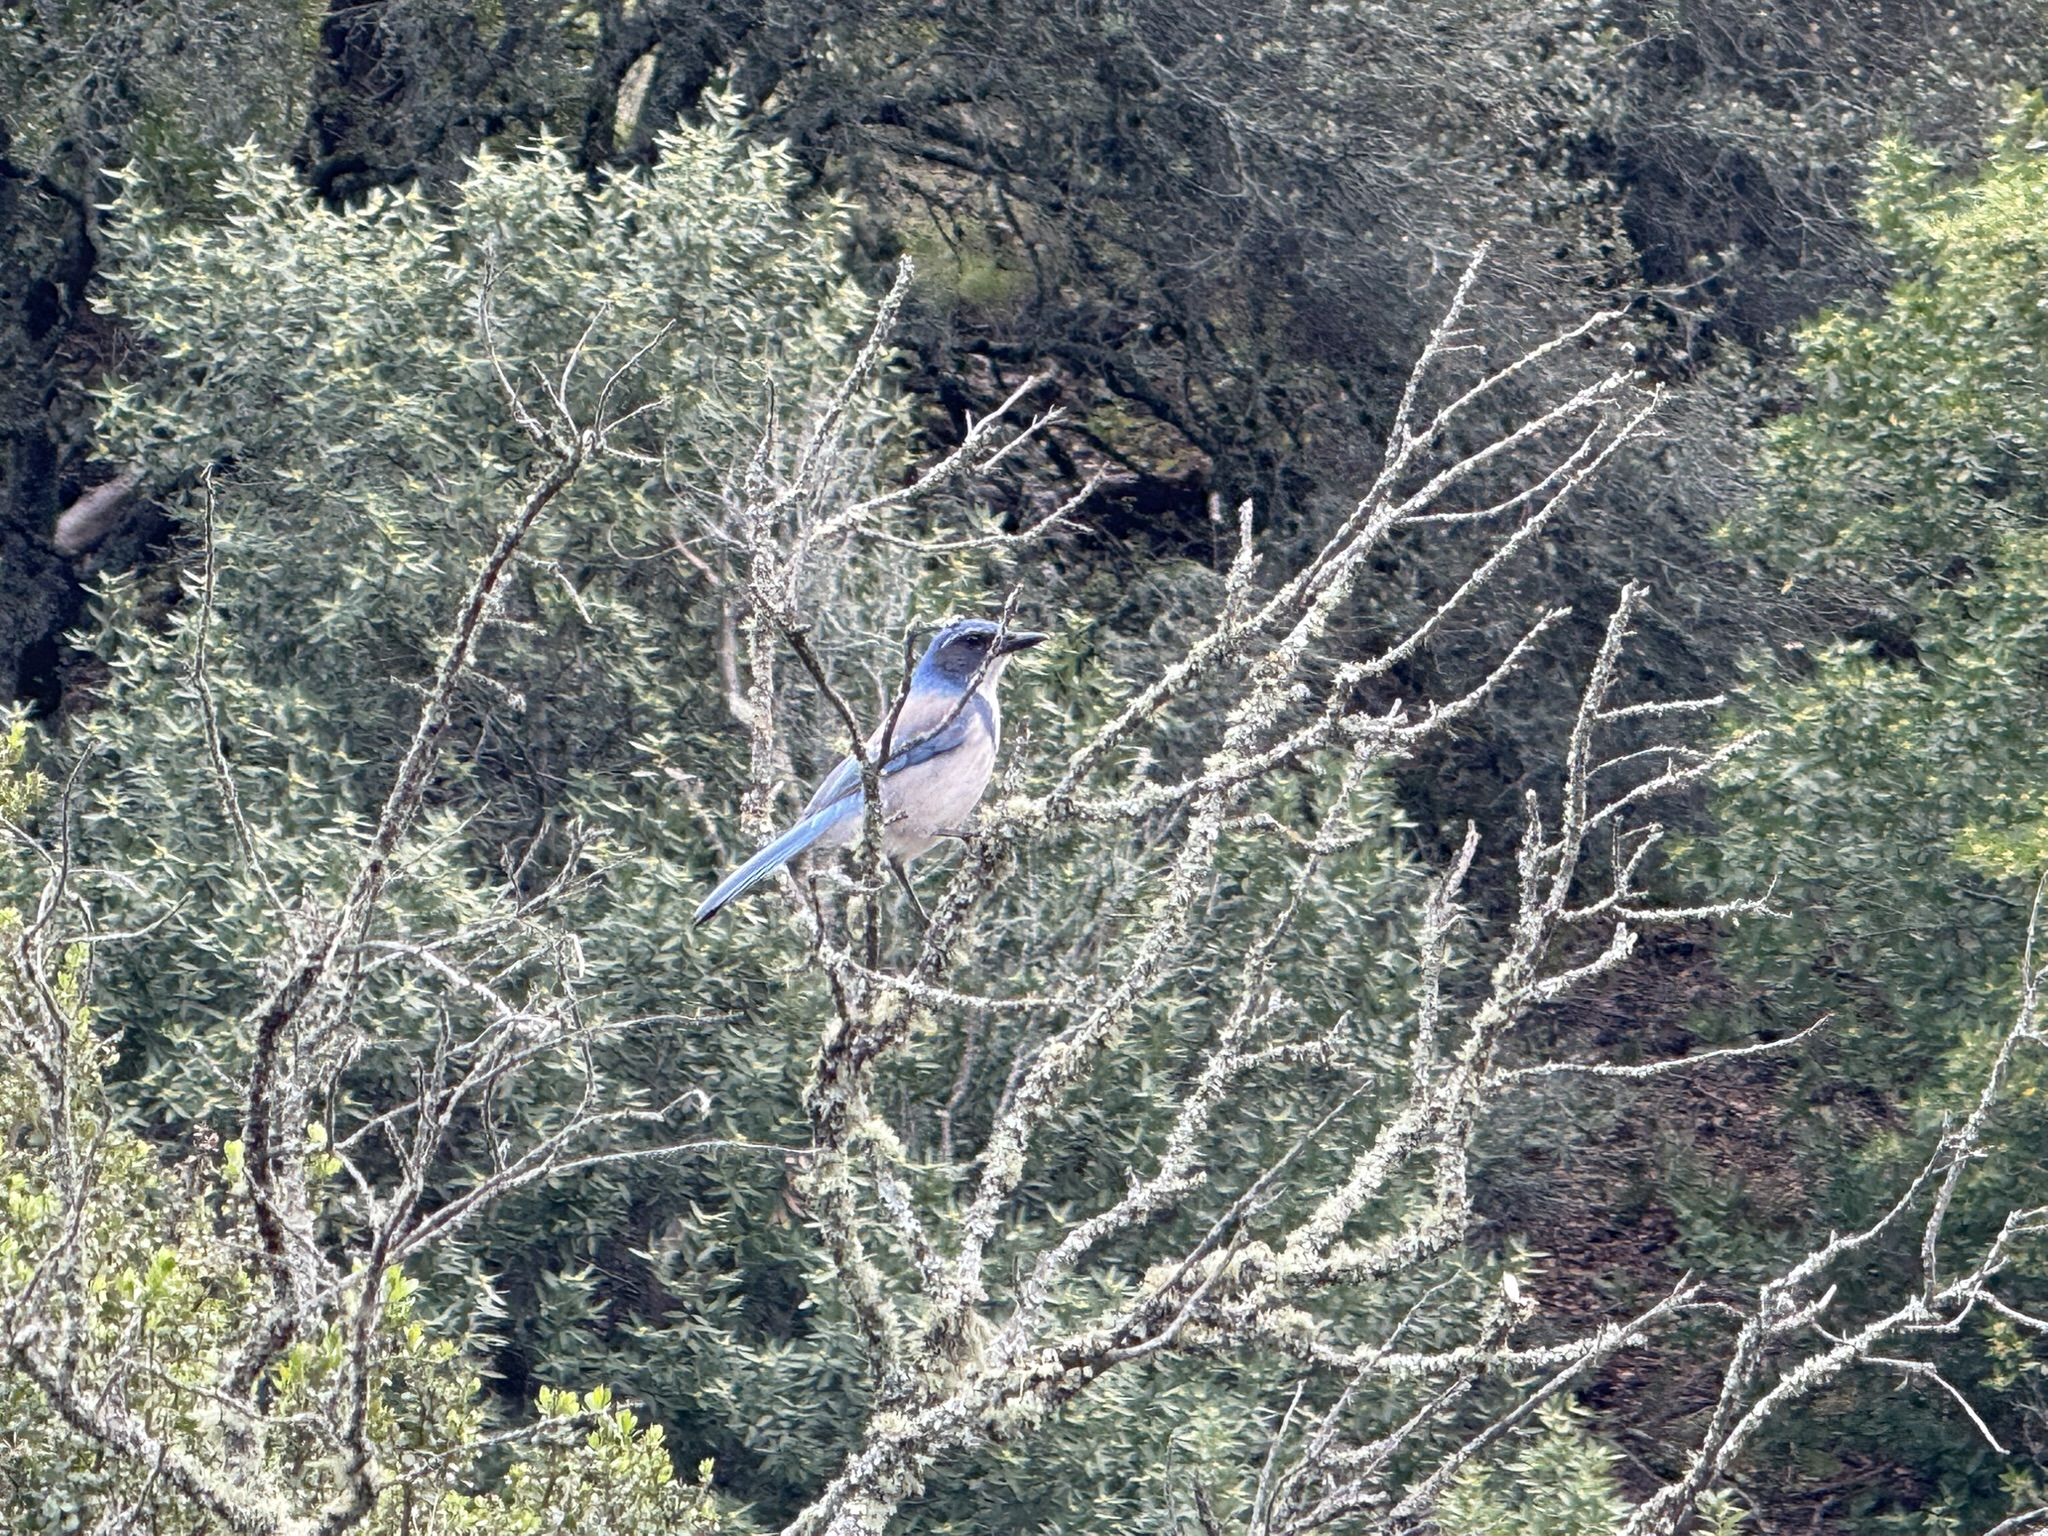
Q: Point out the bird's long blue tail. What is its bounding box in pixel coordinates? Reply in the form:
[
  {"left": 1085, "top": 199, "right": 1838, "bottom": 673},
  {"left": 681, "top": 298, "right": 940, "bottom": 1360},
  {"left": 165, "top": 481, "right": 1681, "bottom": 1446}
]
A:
[{"left": 692, "top": 802, "right": 851, "bottom": 925}]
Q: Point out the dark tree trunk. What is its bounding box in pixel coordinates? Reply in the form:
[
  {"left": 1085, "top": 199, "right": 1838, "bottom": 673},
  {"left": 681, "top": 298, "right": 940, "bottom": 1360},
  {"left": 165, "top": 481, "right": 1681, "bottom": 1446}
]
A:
[{"left": 0, "top": 116, "right": 95, "bottom": 714}]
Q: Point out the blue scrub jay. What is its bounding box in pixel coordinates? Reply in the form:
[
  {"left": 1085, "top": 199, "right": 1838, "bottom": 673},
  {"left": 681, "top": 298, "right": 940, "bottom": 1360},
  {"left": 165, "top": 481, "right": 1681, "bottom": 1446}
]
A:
[{"left": 692, "top": 619, "right": 1047, "bottom": 925}]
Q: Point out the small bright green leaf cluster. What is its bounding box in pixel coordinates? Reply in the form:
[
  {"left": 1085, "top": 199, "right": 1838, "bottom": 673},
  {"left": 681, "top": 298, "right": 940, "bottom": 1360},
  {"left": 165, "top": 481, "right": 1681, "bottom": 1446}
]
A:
[{"left": 0, "top": 715, "right": 42, "bottom": 824}]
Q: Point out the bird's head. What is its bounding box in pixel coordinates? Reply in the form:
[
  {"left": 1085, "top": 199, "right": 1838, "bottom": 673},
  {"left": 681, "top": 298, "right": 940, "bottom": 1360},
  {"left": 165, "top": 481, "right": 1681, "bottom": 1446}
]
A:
[{"left": 915, "top": 618, "right": 1048, "bottom": 689}]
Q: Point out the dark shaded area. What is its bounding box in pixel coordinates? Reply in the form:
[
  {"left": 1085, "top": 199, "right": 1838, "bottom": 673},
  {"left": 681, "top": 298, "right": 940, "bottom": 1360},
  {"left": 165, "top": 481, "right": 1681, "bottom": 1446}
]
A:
[
  {"left": 0, "top": 116, "right": 100, "bottom": 713},
  {"left": 12, "top": 1, "right": 2043, "bottom": 740},
  {"left": 297, "top": 0, "right": 774, "bottom": 202},
  {"left": 1472, "top": 923, "right": 2009, "bottom": 1526}
]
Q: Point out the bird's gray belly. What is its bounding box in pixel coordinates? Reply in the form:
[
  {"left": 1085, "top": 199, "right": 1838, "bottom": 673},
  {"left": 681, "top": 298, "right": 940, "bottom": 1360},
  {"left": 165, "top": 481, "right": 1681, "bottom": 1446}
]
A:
[{"left": 814, "top": 739, "right": 996, "bottom": 863}]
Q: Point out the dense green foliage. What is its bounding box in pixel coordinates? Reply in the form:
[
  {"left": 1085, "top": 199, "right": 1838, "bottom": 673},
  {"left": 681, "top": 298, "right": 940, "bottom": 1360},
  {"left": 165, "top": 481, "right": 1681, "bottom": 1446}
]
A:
[
  {"left": 0, "top": 718, "right": 720, "bottom": 1535},
  {"left": 1436, "top": 1400, "right": 1632, "bottom": 1536},
  {"left": 71, "top": 114, "right": 891, "bottom": 1520},
  {"left": 1710, "top": 94, "right": 2048, "bottom": 1520},
  {"left": 7, "top": 95, "right": 1678, "bottom": 1533},
  {"left": 87, "top": 112, "right": 868, "bottom": 1105},
  {"left": 18, "top": 3, "right": 2048, "bottom": 1532},
  {"left": 1724, "top": 93, "right": 2048, "bottom": 1128}
]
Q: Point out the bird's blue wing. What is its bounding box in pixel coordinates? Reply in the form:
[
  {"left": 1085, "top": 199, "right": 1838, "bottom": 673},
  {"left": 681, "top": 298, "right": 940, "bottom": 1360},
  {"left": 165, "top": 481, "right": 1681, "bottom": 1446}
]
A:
[
  {"left": 799, "top": 753, "right": 865, "bottom": 819},
  {"left": 887, "top": 697, "right": 990, "bottom": 773},
  {"left": 798, "top": 696, "right": 991, "bottom": 818}
]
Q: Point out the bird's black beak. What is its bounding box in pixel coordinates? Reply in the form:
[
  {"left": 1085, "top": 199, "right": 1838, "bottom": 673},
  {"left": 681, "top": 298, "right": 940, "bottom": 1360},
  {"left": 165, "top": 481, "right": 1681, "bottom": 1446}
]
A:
[{"left": 995, "top": 630, "right": 1049, "bottom": 656}]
